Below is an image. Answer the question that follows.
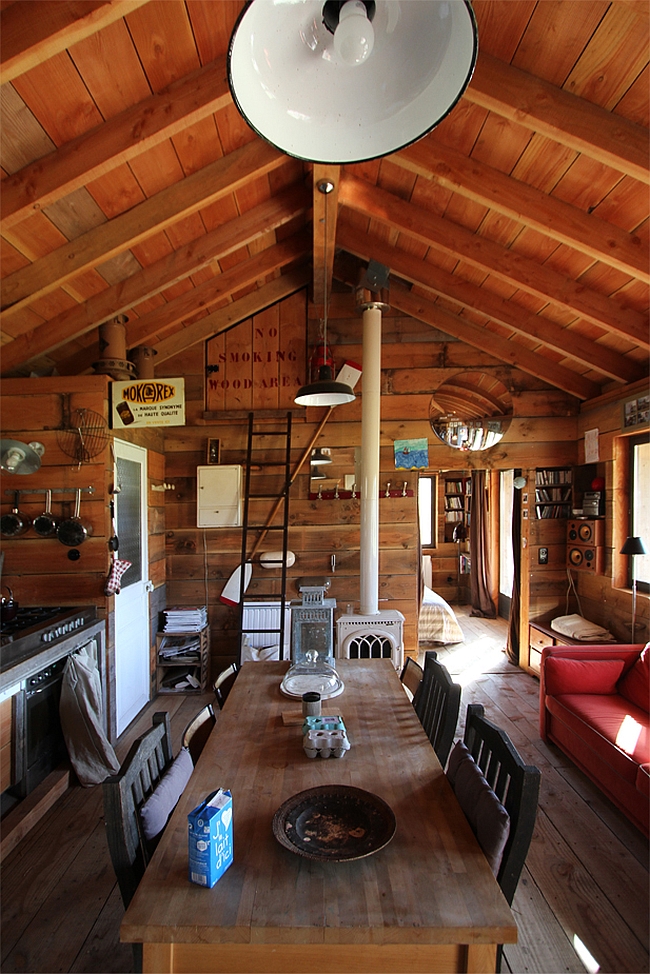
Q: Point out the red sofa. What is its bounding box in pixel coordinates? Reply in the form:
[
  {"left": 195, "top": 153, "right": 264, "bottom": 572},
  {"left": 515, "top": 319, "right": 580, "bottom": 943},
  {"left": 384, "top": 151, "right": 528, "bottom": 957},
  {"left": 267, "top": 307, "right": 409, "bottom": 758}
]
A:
[{"left": 539, "top": 643, "right": 649, "bottom": 837}]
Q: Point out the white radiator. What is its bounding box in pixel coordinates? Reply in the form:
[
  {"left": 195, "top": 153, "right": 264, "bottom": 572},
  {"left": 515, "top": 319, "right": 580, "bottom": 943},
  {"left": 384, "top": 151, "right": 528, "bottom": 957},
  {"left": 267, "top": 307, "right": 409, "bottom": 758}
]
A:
[
  {"left": 241, "top": 601, "right": 291, "bottom": 656},
  {"left": 336, "top": 610, "right": 404, "bottom": 671}
]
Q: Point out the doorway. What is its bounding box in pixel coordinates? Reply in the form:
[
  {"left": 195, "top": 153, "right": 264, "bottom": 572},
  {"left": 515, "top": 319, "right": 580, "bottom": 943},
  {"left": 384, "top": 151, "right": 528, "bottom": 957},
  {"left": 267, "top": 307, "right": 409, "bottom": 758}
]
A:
[
  {"left": 113, "top": 439, "right": 151, "bottom": 737},
  {"left": 499, "top": 469, "right": 514, "bottom": 620}
]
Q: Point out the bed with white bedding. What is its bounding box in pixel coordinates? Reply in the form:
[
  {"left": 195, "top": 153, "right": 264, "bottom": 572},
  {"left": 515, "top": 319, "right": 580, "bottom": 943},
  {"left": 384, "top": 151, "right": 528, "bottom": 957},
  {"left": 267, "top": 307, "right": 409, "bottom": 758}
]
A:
[{"left": 418, "top": 586, "right": 464, "bottom": 644}]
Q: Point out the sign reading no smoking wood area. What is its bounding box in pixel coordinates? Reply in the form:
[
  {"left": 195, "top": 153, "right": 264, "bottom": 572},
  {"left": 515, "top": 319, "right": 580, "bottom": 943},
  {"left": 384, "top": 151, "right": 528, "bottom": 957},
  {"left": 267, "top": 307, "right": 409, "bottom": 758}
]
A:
[{"left": 111, "top": 378, "right": 186, "bottom": 429}]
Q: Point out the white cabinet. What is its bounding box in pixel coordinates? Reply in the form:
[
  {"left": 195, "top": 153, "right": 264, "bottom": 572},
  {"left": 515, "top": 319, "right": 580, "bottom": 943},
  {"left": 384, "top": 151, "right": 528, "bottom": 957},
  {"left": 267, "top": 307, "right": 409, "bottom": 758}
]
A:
[{"left": 197, "top": 465, "right": 242, "bottom": 527}]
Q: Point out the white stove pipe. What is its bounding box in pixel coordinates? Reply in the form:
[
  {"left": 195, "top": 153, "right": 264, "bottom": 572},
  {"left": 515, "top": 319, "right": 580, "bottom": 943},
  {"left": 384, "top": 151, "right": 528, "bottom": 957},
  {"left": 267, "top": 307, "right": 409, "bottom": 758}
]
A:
[{"left": 357, "top": 287, "right": 389, "bottom": 616}]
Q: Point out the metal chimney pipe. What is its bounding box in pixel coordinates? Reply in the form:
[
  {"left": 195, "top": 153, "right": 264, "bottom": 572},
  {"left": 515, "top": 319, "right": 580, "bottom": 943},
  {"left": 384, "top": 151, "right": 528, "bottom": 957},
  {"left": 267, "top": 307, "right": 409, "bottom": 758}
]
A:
[{"left": 356, "top": 285, "right": 389, "bottom": 616}]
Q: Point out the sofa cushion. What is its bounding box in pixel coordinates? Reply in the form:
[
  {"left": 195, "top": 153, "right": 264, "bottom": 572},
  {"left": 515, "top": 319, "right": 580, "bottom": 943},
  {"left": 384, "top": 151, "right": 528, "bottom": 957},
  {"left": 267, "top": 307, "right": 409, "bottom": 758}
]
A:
[
  {"left": 637, "top": 763, "right": 650, "bottom": 798},
  {"left": 544, "top": 657, "right": 625, "bottom": 696},
  {"left": 546, "top": 694, "right": 649, "bottom": 784},
  {"left": 618, "top": 644, "right": 649, "bottom": 713}
]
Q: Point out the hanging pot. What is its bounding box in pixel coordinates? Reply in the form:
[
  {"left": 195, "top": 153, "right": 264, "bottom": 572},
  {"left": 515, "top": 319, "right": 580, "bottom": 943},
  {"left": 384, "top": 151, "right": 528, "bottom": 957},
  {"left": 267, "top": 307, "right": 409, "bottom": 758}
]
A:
[
  {"left": 33, "top": 489, "right": 60, "bottom": 538},
  {"left": 1, "top": 586, "right": 19, "bottom": 624},
  {"left": 0, "top": 492, "right": 31, "bottom": 537},
  {"left": 57, "top": 489, "right": 93, "bottom": 547}
]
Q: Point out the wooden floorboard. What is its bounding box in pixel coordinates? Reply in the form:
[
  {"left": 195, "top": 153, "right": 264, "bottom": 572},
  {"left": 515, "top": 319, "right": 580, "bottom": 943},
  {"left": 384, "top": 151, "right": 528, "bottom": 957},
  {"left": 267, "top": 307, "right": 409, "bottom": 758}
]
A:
[{"left": 0, "top": 609, "right": 647, "bottom": 974}]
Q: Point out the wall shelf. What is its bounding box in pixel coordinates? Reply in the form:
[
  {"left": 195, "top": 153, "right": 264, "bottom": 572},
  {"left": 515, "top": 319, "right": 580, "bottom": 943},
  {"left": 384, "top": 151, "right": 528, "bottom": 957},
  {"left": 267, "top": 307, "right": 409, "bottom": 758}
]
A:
[{"left": 156, "top": 626, "right": 209, "bottom": 694}]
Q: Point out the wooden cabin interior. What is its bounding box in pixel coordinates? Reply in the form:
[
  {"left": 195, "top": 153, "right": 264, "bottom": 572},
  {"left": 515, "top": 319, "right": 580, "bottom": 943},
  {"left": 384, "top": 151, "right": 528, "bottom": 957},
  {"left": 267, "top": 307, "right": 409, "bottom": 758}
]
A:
[{"left": 0, "top": 1, "right": 648, "bottom": 971}]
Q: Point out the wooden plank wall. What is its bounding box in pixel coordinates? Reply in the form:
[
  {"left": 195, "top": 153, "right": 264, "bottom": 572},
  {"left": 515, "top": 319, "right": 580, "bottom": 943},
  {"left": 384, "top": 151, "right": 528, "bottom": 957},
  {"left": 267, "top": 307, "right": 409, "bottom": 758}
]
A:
[{"left": 157, "top": 295, "right": 588, "bottom": 678}]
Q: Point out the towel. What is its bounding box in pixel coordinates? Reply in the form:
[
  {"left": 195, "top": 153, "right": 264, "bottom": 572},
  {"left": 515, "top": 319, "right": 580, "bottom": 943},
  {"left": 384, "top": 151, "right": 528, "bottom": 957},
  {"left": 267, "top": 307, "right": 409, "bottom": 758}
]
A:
[{"left": 550, "top": 614, "right": 613, "bottom": 642}]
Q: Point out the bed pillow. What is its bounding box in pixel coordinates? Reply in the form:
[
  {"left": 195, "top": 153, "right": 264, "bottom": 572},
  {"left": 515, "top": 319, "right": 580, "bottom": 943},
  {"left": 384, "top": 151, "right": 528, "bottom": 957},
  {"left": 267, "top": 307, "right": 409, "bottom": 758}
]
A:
[
  {"left": 618, "top": 645, "right": 649, "bottom": 712},
  {"left": 544, "top": 657, "right": 625, "bottom": 696},
  {"left": 140, "top": 747, "right": 193, "bottom": 843}
]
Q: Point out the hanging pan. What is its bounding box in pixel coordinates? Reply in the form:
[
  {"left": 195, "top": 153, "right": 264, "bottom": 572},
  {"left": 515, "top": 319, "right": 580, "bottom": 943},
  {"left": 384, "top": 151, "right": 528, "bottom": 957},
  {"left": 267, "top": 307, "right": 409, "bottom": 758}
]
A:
[
  {"left": 33, "top": 489, "right": 60, "bottom": 537},
  {"left": 1, "top": 492, "right": 31, "bottom": 538},
  {"left": 57, "top": 489, "right": 93, "bottom": 546}
]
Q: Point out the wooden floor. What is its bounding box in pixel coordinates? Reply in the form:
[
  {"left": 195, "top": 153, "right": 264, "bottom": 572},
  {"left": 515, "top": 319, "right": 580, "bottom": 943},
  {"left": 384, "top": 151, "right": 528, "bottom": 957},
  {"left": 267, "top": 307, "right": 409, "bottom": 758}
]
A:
[{"left": 1, "top": 608, "right": 648, "bottom": 974}]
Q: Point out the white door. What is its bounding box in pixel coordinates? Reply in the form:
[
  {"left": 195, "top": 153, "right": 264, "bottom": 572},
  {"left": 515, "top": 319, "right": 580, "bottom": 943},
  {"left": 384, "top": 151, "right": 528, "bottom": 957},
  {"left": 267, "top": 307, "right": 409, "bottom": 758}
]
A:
[{"left": 113, "top": 439, "right": 151, "bottom": 736}]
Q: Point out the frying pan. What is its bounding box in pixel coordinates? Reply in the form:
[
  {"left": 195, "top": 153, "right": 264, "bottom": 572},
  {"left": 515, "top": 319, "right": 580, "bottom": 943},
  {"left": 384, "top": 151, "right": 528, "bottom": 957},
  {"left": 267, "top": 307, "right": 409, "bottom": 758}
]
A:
[
  {"left": 33, "top": 489, "right": 60, "bottom": 537},
  {"left": 57, "top": 488, "right": 93, "bottom": 546},
  {"left": 1, "top": 491, "right": 31, "bottom": 537}
]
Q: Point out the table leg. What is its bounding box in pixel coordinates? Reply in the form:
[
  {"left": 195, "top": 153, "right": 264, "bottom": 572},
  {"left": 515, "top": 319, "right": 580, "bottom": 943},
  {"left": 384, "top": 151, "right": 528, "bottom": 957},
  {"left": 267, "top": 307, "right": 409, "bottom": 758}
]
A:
[
  {"left": 143, "top": 943, "right": 173, "bottom": 973},
  {"left": 465, "top": 943, "right": 497, "bottom": 973}
]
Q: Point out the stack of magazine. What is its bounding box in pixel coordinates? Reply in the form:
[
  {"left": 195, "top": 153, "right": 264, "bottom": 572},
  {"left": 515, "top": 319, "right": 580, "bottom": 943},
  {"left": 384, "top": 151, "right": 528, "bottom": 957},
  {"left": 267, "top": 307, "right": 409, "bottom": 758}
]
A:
[{"left": 160, "top": 605, "right": 208, "bottom": 632}]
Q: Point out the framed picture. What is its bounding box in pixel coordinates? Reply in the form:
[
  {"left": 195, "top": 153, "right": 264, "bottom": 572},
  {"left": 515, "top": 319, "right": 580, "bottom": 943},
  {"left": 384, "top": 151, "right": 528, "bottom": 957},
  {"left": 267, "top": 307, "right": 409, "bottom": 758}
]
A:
[{"left": 206, "top": 438, "right": 221, "bottom": 464}]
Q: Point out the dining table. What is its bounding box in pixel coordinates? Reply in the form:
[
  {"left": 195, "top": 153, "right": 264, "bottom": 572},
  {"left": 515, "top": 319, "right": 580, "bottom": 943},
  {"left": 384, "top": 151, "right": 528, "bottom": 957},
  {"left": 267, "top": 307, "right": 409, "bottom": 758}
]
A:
[{"left": 121, "top": 658, "right": 517, "bottom": 973}]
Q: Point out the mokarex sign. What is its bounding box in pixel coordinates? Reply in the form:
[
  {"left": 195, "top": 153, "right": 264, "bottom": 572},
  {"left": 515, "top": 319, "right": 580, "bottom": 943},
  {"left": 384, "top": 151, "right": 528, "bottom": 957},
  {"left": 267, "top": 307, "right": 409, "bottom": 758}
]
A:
[{"left": 111, "top": 378, "right": 185, "bottom": 429}]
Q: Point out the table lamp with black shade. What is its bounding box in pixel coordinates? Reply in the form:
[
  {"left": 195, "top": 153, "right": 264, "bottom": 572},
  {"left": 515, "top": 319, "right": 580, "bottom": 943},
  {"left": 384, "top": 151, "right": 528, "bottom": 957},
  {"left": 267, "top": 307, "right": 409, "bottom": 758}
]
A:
[{"left": 620, "top": 536, "right": 647, "bottom": 642}]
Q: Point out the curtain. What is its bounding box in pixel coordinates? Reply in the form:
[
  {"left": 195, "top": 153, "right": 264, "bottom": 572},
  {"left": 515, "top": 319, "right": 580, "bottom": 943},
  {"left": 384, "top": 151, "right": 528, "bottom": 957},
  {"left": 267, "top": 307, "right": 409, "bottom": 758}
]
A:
[
  {"left": 469, "top": 470, "right": 496, "bottom": 618},
  {"left": 506, "top": 479, "right": 522, "bottom": 664}
]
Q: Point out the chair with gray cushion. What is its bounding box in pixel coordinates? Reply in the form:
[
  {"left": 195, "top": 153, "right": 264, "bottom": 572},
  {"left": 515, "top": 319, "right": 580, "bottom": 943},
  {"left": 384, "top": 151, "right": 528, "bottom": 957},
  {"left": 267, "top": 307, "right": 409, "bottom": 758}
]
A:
[
  {"left": 414, "top": 650, "right": 461, "bottom": 767},
  {"left": 181, "top": 702, "right": 216, "bottom": 765},
  {"left": 447, "top": 703, "right": 541, "bottom": 971}
]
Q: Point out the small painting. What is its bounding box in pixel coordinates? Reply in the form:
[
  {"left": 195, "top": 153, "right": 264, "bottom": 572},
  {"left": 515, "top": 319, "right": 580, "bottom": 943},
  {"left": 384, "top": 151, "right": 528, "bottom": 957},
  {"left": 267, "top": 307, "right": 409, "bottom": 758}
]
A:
[
  {"left": 207, "top": 438, "right": 221, "bottom": 464},
  {"left": 394, "top": 438, "right": 428, "bottom": 470}
]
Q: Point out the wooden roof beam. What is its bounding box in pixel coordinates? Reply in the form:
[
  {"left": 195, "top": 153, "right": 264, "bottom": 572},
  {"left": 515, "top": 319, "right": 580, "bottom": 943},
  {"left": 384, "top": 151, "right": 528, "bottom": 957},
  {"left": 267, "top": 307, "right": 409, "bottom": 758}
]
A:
[
  {"left": 336, "top": 219, "right": 644, "bottom": 383},
  {"left": 394, "top": 137, "right": 649, "bottom": 283},
  {"left": 154, "top": 267, "right": 311, "bottom": 364},
  {"left": 0, "top": 0, "right": 151, "bottom": 84},
  {"left": 465, "top": 52, "right": 650, "bottom": 186},
  {"left": 1, "top": 55, "right": 232, "bottom": 231},
  {"left": 312, "top": 166, "right": 340, "bottom": 309},
  {"left": 0, "top": 139, "right": 285, "bottom": 316},
  {"left": 388, "top": 282, "right": 601, "bottom": 402},
  {"left": 0, "top": 185, "right": 308, "bottom": 375},
  {"left": 338, "top": 172, "right": 649, "bottom": 347}
]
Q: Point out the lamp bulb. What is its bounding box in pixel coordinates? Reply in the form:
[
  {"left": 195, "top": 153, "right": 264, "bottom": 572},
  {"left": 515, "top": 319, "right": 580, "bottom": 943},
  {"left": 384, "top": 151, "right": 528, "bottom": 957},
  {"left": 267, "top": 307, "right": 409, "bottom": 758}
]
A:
[{"left": 334, "top": 0, "right": 374, "bottom": 66}]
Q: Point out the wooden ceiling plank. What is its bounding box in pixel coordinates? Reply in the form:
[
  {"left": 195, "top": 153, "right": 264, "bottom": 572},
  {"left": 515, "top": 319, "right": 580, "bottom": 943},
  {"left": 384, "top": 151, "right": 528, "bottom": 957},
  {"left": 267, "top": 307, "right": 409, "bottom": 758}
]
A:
[
  {"left": 312, "top": 165, "right": 340, "bottom": 308},
  {"left": 389, "top": 282, "right": 601, "bottom": 401},
  {"left": 339, "top": 172, "right": 648, "bottom": 346},
  {"left": 0, "top": 185, "right": 308, "bottom": 374},
  {"left": 153, "top": 267, "right": 311, "bottom": 364},
  {"left": 336, "top": 220, "right": 645, "bottom": 381},
  {"left": 0, "top": 139, "right": 285, "bottom": 315},
  {"left": 0, "top": 0, "right": 151, "bottom": 84},
  {"left": 1, "top": 55, "right": 231, "bottom": 231},
  {"left": 394, "top": 138, "right": 649, "bottom": 282},
  {"left": 124, "top": 232, "right": 309, "bottom": 349},
  {"left": 465, "top": 52, "right": 650, "bottom": 186}
]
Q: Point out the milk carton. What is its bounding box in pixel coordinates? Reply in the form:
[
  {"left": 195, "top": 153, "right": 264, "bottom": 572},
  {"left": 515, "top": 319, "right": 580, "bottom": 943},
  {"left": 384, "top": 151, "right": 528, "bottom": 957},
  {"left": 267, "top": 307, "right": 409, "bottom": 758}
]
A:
[{"left": 188, "top": 788, "right": 233, "bottom": 888}]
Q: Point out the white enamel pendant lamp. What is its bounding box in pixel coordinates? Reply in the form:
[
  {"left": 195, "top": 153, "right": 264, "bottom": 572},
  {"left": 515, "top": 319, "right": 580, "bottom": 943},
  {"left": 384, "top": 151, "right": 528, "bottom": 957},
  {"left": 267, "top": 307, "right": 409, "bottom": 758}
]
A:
[{"left": 228, "top": 0, "right": 478, "bottom": 165}]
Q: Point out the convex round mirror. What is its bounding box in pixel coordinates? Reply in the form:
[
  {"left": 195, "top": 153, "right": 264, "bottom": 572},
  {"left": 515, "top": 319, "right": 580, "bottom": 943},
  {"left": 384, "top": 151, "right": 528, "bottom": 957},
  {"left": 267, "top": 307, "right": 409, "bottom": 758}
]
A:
[{"left": 429, "top": 372, "right": 512, "bottom": 452}]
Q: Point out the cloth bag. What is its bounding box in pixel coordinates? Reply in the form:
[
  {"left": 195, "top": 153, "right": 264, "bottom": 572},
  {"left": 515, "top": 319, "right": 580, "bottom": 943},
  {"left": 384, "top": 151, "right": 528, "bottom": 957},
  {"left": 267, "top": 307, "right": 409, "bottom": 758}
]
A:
[{"left": 59, "top": 647, "right": 120, "bottom": 787}]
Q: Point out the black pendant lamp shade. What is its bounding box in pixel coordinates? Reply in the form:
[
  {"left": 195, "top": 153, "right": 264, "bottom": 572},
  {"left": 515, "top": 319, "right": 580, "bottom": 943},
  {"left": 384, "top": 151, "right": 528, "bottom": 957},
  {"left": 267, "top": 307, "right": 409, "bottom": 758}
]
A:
[
  {"left": 227, "top": 0, "right": 478, "bottom": 165},
  {"left": 295, "top": 365, "right": 356, "bottom": 407},
  {"left": 620, "top": 536, "right": 647, "bottom": 556},
  {"left": 311, "top": 448, "right": 333, "bottom": 465}
]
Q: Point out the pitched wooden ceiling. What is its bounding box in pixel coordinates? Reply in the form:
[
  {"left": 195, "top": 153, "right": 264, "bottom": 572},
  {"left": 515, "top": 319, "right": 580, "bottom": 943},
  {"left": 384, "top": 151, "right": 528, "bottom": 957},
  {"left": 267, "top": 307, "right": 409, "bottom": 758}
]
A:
[{"left": 1, "top": 0, "right": 648, "bottom": 403}]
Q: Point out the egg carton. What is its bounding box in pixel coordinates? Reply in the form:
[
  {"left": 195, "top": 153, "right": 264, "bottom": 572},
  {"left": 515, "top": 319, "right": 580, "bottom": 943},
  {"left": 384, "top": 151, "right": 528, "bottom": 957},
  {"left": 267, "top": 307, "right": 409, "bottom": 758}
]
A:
[{"left": 302, "top": 715, "right": 350, "bottom": 759}]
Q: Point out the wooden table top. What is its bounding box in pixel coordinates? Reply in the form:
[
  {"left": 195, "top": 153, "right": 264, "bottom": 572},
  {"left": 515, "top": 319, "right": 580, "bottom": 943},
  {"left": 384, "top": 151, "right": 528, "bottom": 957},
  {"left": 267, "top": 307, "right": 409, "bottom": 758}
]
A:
[{"left": 121, "top": 659, "right": 517, "bottom": 948}]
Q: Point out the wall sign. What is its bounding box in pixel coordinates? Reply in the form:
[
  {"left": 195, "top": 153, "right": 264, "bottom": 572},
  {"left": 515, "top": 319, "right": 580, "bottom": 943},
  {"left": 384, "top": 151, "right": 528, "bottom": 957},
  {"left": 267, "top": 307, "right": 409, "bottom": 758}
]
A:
[
  {"left": 111, "top": 378, "right": 185, "bottom": 429},
  {"left": 623, "top": 395, "right": 649, "bottom": 429},
  {"left": 394, "top": 438, "right": 428, "bottom": 470}
]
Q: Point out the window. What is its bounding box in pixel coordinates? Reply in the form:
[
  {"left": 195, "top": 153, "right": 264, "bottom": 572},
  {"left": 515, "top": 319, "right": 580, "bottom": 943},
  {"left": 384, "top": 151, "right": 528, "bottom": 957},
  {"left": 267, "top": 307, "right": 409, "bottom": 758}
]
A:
[
  {"left": 418, "top": 475, "right": 437, "bottom": 548},
  {"left": 629, "top": 435, "right": 650, "bottom": 592}
]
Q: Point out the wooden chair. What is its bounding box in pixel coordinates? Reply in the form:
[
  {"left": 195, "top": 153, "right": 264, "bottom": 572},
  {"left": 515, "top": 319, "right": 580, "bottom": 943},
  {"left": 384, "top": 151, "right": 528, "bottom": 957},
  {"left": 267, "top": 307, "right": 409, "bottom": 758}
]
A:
[
  {"left": 213, "top": 662, "right": 240, "bottom": 709},
  {"left": 399, "top": 657, "right": 424, "bottom": 705},
  {"left": 461, "top": 703, "right": 541, "bottom": 907},
  {"left": 414, "top": 650, "right": 461, "bottom": 767},
  {"left": 102, "top": 712, "right": 173, "bottom": 911},
  {"left": 181, "top": 702, "right": 216, "bottom": 765}
]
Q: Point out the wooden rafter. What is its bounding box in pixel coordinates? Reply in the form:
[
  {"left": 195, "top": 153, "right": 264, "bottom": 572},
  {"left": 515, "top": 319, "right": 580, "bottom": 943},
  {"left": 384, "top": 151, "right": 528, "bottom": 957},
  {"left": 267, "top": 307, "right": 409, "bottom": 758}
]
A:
[
  {"left": 336, "top": 220, "right": 645, "bottom": 384},
  {"left": 0, "top": 139, "right": 285, "bottom": 315},
  {"left": 393, "top": 137, "right": 649, "bottom": 283},
  {"left": 0, "top": 0, "right": 151, "bottom": 84},
  {"left": 465, "top": 52, "right": 650, "bottom": 185},
  {"left": 0, "top": 186, "right": 308, "bottom": 374},
  {"left": 0, "top": 55, "right": 232, "bottom": 231},
  {"left": 338, "top": 173, "right": 649, "bottom": 346}
]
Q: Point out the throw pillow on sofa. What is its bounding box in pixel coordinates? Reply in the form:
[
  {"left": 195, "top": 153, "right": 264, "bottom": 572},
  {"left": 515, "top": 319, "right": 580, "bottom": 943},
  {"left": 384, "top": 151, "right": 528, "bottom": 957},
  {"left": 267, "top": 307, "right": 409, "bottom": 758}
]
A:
[
  {"left": 544, "top": 657, "right": 625, "bottom": 696},
  {"left": 618, "top": 644, "right": 649, "bottom": 712}
]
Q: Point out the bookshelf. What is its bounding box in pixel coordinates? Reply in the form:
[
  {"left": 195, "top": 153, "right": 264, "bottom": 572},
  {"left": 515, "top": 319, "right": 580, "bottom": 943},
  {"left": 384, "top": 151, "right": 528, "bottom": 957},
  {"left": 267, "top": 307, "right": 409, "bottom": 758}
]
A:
[
  {"left": 443, "top": 476, "right": 472, "bottom": 542},
  {"left": 156, "top": 624, "right": 209, "bottom": 693},
  {"left": 534, "top": 467, "right": 572, "bottom": 519}
]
